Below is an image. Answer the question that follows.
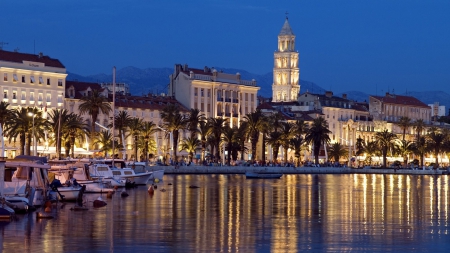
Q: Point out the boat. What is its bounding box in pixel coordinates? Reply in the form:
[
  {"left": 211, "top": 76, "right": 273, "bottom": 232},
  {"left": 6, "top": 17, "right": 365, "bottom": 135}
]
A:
[
  {"left": 128, "top": 162, "right": 165, "bottom": 182},
  {"left": 103, "top": 160, "right": 153, "bottom": 185},
  {"left": 88, "top": 163, "right": 126, "bottom": 187},
  {"left": 48, "top": 161, "right": 115, "bottom": 193},
  {"left": 245, "top": 172, "right": 283, "bottom": 179},
  {"left": 0, "top": 160, "right": 16, "bottom": 219}
]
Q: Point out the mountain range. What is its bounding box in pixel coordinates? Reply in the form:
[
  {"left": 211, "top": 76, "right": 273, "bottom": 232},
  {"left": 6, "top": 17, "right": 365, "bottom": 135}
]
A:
[{"left": 67, "top": 66, "right": 450, "bottom": 114}]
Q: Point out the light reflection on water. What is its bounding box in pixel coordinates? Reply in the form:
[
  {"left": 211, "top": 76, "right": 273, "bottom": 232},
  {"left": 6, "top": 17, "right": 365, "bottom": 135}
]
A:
[{"left": 1, "top": 174, "right": 450, "bottom": 252}]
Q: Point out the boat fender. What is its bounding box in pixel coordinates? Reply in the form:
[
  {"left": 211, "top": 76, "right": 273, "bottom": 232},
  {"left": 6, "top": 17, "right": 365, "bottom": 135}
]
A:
[
  {"left": 121, "top": 191, "right": 129, "bottom": 197},
  {"left": 148, "top": 185, "right": 154, "bottom": 194}
]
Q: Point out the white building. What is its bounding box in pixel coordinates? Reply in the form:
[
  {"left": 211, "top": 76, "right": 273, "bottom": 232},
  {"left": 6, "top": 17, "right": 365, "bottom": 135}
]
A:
[
  {"left": 0, "top": 50, "right": 67, "bottom": 157},
  {"left": 272, "top": 17, "right": 300, "bottom": 102},
  {"left": 168, "top": 64, "right": 260, "bottom": 128},
  {"left": 428, "top": 102, "right": 446, "bottom": 118}
]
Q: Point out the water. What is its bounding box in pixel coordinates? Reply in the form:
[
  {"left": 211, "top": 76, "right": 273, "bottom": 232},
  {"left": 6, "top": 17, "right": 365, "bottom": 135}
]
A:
[{"left": 2, "top": 174, "right": 450, "bottom": 252}]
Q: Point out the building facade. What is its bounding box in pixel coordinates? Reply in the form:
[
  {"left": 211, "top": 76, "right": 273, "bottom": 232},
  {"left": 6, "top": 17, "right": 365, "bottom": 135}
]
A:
[
  {"left": 272, "top": 18, "right": 300, "bottom": 102},
  {"left": 168, "top": 64, "right": 260, "bottom": 128},
  {"left": 0, "top": 50, "right": 67, "bottom": 157}
]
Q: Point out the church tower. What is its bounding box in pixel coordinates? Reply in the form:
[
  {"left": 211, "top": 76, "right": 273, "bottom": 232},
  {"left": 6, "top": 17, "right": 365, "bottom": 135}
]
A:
[{"left": 272, "top": 17, "right": 300, "bottom": 102}]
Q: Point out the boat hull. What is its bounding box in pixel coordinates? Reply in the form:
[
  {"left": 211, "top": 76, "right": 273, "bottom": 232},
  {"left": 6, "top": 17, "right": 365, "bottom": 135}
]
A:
[{"left": 245, "top": 172, "right": 283, "bottom": 179}]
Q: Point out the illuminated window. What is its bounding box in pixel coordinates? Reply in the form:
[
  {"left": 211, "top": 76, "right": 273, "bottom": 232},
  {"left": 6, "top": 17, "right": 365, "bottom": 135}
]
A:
[
  {"left": 3, "top": 73, "right": 7, "bottom": 81},
  {"left": 13, "top": 74, "right": 18, "bottom": 82},
  {"left": 3, "top": 91, "right": 7, "bottom": 98},
  {"left": 12, "top": 92, "right": 16, "bottom": 99},
  {"left": 39, "top": 77, "right": 44, "bottom": 84}
]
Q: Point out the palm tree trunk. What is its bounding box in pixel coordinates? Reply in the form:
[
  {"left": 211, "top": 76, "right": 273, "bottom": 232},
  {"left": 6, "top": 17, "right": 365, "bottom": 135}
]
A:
[
  {"left": 227, "top": 143, "right": 232, "bottom": 165},
  {"left": 261, "top": 134, "right": 266, "bottom": 164},
  {"left": 26, "top": 134, "right": 31, "bottom": 156},
  {"left": 173, "top": 130, "right": 178, "bottom": 162},
  {"left": 284, "top": 146, "right": 288, "bottom": 163},
  {"left": 20, "top": 133, "right": 25, "bottom": 155},
  {"left": 314, "top": 141, "right": 320, "bottom": 164}
]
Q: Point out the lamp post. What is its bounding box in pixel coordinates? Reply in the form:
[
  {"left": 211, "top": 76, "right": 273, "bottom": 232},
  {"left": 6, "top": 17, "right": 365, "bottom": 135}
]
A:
[{"left": 28, "top": 112, "right": 37, "bottom": 156}]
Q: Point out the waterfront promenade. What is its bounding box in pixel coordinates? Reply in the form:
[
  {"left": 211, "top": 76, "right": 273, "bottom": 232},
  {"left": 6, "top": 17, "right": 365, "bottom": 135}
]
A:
[{"left": 153, "top": 165, "right": 446, "bottom": 175}]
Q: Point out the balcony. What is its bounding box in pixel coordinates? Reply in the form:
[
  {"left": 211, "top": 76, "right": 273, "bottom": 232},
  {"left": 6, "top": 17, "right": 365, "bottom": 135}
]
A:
[
  {"left": 217, "top": 97, "right": 223, "bottom": 102},
  {"left": 233, "top": 99, "right": 239, "bottom": 103},
  {"left": 225, "top": 98, "right": 231, "bottom": 102}
]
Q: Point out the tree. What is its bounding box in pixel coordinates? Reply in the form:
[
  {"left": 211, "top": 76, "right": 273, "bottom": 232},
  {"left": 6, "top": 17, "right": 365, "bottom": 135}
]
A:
[
  {"left": 235, "top": 122, "right": 248, "bottom": 161},
  {"left": 414, "top": 119, "right": 426, "bottom": 141},
  {"left": 266, "top": 131, "right": 282, "bottom": 162},
  {"left": 394, "top": 139, "right": 414, "bottom": 167},
  {"left": 280, "top": 122, "right": 294, "bottom": 163},
  {"left": 396, "top": 116, "right": 412, "bottom": 141},
  {"left": 290, "top": 136, "right": 304, "bottom": 167},
  {"left": 5, "top": 107, "right": 43, "bottom": 155},
  {"left": 93, "top": 130, "right": 113, "bottom": 158},
  {"left": 412, "top": 136, "right": 427, "bottom": 168},
  {"left": 374, "top": 129, "right": 397, "bottom": 168},
  {"left": 222, "top": 126, "right": 236, "bottom": 165},
  {"left": 0, "top": 101, "right": 11, "bottom": 132},
  {"left": 160, "top": 104, "right": 187, "bottom": 163},
  {"left": 141, "top": 121, "right": 159, "bottom": 164},
  {"left": 207, "top": 117, "right": 228, "bottom": 162},
  {"left": 78, "top": 89, "right": 112, "bottom": 149},
  {"left": 66, "top": 113, "right": 88, "bottom": 158},
  {"left": 243, "top": 110, "right": 264, "bottom": 161},
  {"left": 186, "top": 108, "right": 204, "bottom": 138},
  {"left": 426, "top": 127, "right": 448, "bottom": 168},
  {"left": 328, "top": 142, "right": 348, "bottom": 163},
  {"left": 111, "top": 110, "right": 132, "bottom": 148},
  {"left": 364, "top": 141, "right": 379, "bottom": 166},
  {"left": 48, "top": 109, "right": 71, "bottom": 159},
  {"left": 305, "top": 117, "right": 331, "bottom": 165},
  {"left": 128, "top": 117, "right": 143, "bottom": 162},
  {"left": 197, "top": 120, "right": 211, "bottom": 162},
  {"left": 179, "top": 137, "right": 201, "bottom": 163}
]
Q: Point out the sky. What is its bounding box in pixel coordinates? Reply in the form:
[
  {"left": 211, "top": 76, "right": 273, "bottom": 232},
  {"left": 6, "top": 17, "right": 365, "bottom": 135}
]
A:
[{"left": 1, "top": 0, "right": 449, "bottom": 95}]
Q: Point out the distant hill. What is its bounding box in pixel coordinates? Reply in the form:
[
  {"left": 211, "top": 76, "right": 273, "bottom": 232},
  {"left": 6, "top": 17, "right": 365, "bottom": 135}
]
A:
[{"left": 67, "top": 66, "right": 449, "bottom": 114}]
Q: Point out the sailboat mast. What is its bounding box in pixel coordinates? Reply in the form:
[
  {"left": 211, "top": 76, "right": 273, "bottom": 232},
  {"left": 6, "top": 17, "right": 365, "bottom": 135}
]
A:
[{"left": 112, "top": 67, "right": 115, "bottom": 164}]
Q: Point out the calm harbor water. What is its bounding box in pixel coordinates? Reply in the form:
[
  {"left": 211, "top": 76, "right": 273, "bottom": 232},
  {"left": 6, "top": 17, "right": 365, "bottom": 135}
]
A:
[{"left": 2, "top": 174, "right": 450, "bottom": 252}]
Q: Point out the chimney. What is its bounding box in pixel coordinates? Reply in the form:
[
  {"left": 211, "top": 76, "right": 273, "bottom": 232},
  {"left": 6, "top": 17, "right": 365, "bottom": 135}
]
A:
[
  {"left": 189, "top": 71, "right": 194, "bottom": 79},
  {"left": 385, "top": 92, "right": 390, "bottom": 97},
  {"left": 204, "top": 66, "right": 209, "bottom": 73},
  {"left": 236, "top": 72, "right": 241, "bottom": 80},
  {"left": 325, "top": 91, "right": 333, "bottom": 98},
  {"left": 183, "top": 64, "right": 188, "bottom": 71},
  {"left": 38, "top": 52, "right": 43, "bottom": 58},
  {"left": 342, "top": 94, "right": 347, "bottom": 99}
]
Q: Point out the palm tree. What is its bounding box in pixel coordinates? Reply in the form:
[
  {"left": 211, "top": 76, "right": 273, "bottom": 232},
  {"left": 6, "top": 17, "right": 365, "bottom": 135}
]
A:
[
  {"left": 141, "top": 121, "right": 159, "bottom": 164},
  {"left": 293, "top": 119, "right": 308, "bottom": 137},
  {"left": 396, "top": 116, "right": 412, "bottom": 140},
  {"left": 179, "top": 137, "right": 201, "bottom": 163},
  {"left": 280, "top": 122, "right": 294, "bottom": 163},
  {"left": 414, "top": 119, "right": 426, "bottom": 141},
  {"left": 5, "top": 107, "right": 34, "bottom": 155},
  {"left": 0, "top": 101, "right": 11, "bottom": 134},
  {"left": 355, "top": 137, "right": 365, "bottom": 165},
  {"left": 66, "top": 113, "right": 88, "bottom": 158},
  {"left": 290, "top": 136, "right": 304, "bottom": 166},
  {"left": 412, "top": 136, "right": 427, "bottom": 168},
  {"left": 235, "top": 122, "right": 248, "bottom": 161},
  {"left": 374, "top": 129, "right": 397, "bottom": 168},
  {"left": 426, "top": 127, "right": 448, "bottom": 168},
  {"left": 328, "top": 142, "right": 348, "bottom": 163},
  {"left": 48, "top": 109, "right": 71, "bottom": 158},
  {"left": 305, "top": 117, "right": 331, "bottom": 165},
  {"left": 128, "top": 117, "right": 143, "bottom": 162},
  {"left": 160, "top": 104, "right": 187, "bottom": 163},
  {"left": 110, "top": 110, "right": 132, "bottom": 148},
  {"left": 198, "top": 120, "right": 211, "bottom": 162},
  {"left": 207, "top": 117, "right": 228, "bottom": 162},
  {"left": 244, "top": 110, "right": 264, "bottom": 161},
  {"left": 364, "top": 141, "right": 379, "bottom": 166},
  {"left": 266, "top": 131, "right": 282, "bottom": 162},
  {"left": 222, "top": 126, "right": 236, "bottom": 165},
  {"left": 93, "top": 130, "right": 113, "bottom": 157},
  {"left": 78, "top": 89, "right": 112, "bottom": 149},
  {"left": 186, "top": 108, "right": 204, "bottom": 138},
  {"left": 395, "top": 139, "right": 414, "bottom": 167}
]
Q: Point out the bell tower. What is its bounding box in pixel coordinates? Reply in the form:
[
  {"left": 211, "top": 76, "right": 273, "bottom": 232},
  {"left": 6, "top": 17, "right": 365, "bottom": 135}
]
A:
[{"left": 272, "top": 16, "right": 300, "bottom": 102}]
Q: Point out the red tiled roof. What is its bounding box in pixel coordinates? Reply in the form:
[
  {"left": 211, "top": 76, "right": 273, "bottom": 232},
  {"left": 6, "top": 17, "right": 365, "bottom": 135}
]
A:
[
  {"left": 0, "top": 50, "right": 65, "bottom": 68},
  {"left": 371, "top": 94, "right": 429, "bottom": 108},
  {"left": 257, "top": 102, "right": 274, "bottom": 110},
  {"left": 66, "top": 81, "right": 104, "bottom": 99},
  {"left": 113, "top": 94, "right": 189, "bottom": 112}
]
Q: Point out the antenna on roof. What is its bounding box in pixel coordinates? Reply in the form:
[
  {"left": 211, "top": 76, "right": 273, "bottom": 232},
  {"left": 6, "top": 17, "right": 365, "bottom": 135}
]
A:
[
  {"left": 0, "top": 41, "right": 8, "bottom": 50},
  {"left": 285, "top": 11, "right": 289, "bottom": 20}
]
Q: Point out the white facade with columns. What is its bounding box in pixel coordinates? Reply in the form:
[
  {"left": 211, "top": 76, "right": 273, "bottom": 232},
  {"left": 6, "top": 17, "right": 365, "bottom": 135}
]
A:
[
  {"left": 272, "top": 18, "right": 300, "bottom": 102},
  {"left": 169, "top": 64, "right": 260, "bottom": 128}
]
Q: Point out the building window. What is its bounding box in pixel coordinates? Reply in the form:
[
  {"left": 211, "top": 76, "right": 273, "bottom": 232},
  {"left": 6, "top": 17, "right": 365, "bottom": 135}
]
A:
[
  {"left": 13, "top": 74, "right": 18, "bottom": 82},
  {"left": 22, "top": 75, "right": 25, "bottom": 83},
  {"left": 207, "top": 89, "right": 210, "bottom": 97},
  {"left": 39, "top": 77, "right": 44, "bottom": 84},
  {"left": 3, "top": 91, "right": 7, "bottom": 98},
  {"left": 47, "top": 78, "right": 50, "bottom": 85},
  {"left": 30, "top": 92, "right": 34, "bottom": 101},
  {"left": 207, "top": 104, "right": 210, "bottom": 112},
  {"left": 3, "top": 73, "right": 7, "bottom": 81},
  {"left": 12, "top": 92, "right": 16, "bottom": 99},
  {"left": 58, "top": 79, "right": 63, "bottom": 86},
  {"left": 194, "top": 88, "right": 198, "bottom": 96},
  {"left": 201, "top": 89, "right": 204, "bottom": 97},
  {"left": 30, "top": 76, "right": 35, "bottom": 83}
]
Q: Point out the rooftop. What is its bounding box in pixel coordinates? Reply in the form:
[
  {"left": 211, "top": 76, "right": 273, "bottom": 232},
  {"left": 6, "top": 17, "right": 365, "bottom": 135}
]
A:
[{"left": 0, "top": 50, "right": 65, "bottom": 68}]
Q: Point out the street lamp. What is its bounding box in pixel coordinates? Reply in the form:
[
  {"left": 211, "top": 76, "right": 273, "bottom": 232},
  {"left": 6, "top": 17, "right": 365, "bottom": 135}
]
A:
[{"left": 28, "top": 112, "right": 37, "bottom": 156}]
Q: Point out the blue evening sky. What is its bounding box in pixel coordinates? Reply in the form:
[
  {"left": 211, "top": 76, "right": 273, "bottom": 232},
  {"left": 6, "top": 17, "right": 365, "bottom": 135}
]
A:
[{"left": 1, "top": 0, "right": 449, "bottom": 95}]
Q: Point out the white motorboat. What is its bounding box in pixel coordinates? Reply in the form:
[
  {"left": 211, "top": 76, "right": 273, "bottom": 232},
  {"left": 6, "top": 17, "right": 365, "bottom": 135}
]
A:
[
  {"left": 89, "top": 163, "right": 126, "bottom": 187},
  {"left": 104, "top": 160, "right": 153, "bottom": 185},
  {"left": 2, "top": 181, "right": 32, "bottom": 212},
  {"left": 128, "top": 162, "right": 165, "bottom": 182},
  {"left": 48, "top": 161, "right": 114, "bottom": 193}
]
